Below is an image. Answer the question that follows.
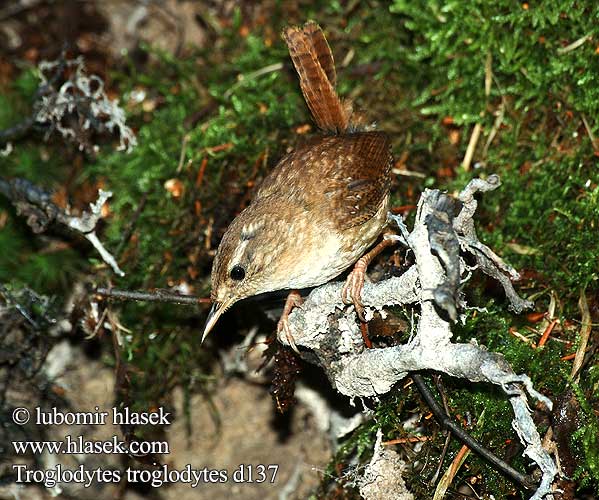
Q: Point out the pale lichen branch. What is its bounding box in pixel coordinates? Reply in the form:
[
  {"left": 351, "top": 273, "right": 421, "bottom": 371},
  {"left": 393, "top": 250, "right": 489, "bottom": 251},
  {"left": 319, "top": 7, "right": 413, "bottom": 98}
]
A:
[{"left": 279, "top": 175, "right": 557, "bottom": 499}]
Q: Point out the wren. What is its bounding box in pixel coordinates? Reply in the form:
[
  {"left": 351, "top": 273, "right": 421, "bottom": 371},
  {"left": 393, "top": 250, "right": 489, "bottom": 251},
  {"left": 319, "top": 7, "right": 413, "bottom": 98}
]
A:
[{"left": 203, "top": 21, "right": 393, "bottom": 348}]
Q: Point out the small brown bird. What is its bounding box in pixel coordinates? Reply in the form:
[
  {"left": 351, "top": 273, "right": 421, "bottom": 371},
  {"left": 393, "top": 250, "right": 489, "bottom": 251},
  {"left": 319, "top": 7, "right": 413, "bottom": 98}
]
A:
[{"left": 203, "top": 21, "right": 394, "bottom": 348}]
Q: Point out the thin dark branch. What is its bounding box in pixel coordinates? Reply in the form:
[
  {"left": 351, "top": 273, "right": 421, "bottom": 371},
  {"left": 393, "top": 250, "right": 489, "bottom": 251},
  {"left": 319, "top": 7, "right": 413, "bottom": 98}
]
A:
[
  {"left": 0, "top": 49, "right": 67, "bottom": 145},
  {"left": 0, "top": 176, "right": 123, "bottom": 274},
  {"left": 95, "top": 287, "right": 210, "bottom": 306},
  {"left": 412, "top": 373, "right": 536, "bottom": 492},
  {"left": 0, "top": 117, "right": 36, "bottom": 144},
  {"left": 430, "top": 374, "right": 452, "bottom": 485}
]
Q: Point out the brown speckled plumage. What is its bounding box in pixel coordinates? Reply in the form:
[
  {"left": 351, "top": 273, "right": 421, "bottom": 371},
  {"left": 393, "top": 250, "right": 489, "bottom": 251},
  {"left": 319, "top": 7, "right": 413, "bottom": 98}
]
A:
[
  {"left": 204, "top": 21, "right": 393, "bottom": 339},
  {"left": 256, "top": 132, "right": 392, "bottom": 229}
]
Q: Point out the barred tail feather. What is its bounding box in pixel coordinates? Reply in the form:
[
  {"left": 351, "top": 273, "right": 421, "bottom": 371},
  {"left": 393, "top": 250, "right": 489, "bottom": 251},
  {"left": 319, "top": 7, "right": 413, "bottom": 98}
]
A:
[{"left": 283, "top": 21, "right": 350, "bottom": 134}]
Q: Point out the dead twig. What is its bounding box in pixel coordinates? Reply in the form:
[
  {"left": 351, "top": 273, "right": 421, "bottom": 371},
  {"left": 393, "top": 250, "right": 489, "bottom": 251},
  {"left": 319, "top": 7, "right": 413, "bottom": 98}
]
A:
[
  {"left": 430, "top": 375, "right": 452, "bottom": 485},
  {"left": 461, "top": 123, "right": 482, "bottom": 171},
  {"left": 0, "top": 177, "right": 124, "bottom": 276},
  {"left": 538, "top": 318, "right": 558, "bottom": 348},
  {"left": 433, "top": 444, "right": 471, "bottom": 500},
  {"left": 176, "top": 133, "right": 191, "bottom": 173},
  {"left": 96, "top": 287, "right": 210, "bottom": 306},
  {"left": 571, "top": 289, "right": 592, "bottom": 380},
  {"left": 223, "top": 62, "right": 284, "bottom": 99},
  {"left": 581, "top": 114, "right": 598, "bottom": 152},
  {"left": 557, "top": 34, "right": 591, "bottom": 55},
  {"left": 382, "top": 436, "right": 431, "bottom": 445},
  {"left": 280, "top": 176, "right": 556, "bottom": 499},
  {"left": 413, "top": 374, "right": 536, "bottom": 491}
]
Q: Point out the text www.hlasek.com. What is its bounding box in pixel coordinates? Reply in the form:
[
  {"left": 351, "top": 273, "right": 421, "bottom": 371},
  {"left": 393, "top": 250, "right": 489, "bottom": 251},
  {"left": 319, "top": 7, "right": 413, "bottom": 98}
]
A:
[{"left": 13, "top": 435, "right": 169, "bottom": 456}]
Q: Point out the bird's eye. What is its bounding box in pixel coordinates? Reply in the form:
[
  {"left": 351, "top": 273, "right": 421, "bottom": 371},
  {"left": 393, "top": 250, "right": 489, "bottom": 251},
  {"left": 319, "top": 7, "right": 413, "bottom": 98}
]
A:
[{"left": 230, "top": 265, "right": 246, "bottom": 281}]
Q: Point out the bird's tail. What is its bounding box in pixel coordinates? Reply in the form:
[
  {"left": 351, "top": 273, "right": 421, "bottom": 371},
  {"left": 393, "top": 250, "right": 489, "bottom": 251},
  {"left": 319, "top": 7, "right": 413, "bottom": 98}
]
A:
[{"left": 283, "top": 21, "right": 353, "bottom": 134}]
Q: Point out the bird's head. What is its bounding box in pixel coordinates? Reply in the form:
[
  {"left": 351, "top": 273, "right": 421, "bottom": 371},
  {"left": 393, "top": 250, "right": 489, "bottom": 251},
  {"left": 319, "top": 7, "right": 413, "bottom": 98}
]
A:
[{"left": 202, "top": 203, "right": 292, "bottom": 341}]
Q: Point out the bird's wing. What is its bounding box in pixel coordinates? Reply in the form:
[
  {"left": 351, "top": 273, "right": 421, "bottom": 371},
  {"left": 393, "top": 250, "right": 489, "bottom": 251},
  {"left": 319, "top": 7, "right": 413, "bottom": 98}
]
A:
[
  {"left": 324, "top": 131, "right": 393, "bottom": 229},
  {"left": 254, "top": 132, "right": 392, "bottom": 229}
]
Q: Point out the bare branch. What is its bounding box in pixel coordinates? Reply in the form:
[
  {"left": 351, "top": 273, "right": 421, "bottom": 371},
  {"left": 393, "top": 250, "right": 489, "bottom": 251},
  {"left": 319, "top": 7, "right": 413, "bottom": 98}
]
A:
[
  {"left": 0, "top": 177, "right": 124, "bottom": 276},
  {"left": 412, "top": 373, "right": 536, "bottom": 491},
  {"left": 95, "top": 287, "right": 208, "bottom": 306}
]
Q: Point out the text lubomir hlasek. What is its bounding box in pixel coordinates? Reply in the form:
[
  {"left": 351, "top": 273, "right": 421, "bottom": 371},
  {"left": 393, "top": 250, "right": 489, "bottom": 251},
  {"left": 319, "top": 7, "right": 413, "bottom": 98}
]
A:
[{"left": 35, "top": 407, "right": 171, "bottom": 426}]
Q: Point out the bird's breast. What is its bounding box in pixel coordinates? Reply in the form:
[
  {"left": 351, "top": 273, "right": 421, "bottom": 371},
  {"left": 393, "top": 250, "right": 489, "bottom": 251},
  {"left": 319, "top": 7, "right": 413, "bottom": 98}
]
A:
[{"left": 283, "top": 195, "right": 388, "bottom": 290}]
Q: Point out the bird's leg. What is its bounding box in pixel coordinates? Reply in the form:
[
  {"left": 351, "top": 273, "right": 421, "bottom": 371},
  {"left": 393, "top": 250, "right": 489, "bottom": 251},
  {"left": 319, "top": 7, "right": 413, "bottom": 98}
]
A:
[
  {"left": 277, "top": 290, "right": 304, "bottom": 354},
  {"left": 342, "top": 236, "right": 399, "bottom": 321}
]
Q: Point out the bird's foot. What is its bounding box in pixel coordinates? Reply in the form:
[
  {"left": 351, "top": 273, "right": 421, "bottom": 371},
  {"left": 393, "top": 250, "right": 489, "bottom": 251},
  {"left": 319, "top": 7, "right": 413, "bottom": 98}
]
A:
[
  {"left": 342, "top": 259, "right": 368, "bottom": 322},
  {"left": 342, "top": 237, "right": 400, "bottom": 322},
  {"left": 277, "top": 290, "right": 304, "bottom": 354}
]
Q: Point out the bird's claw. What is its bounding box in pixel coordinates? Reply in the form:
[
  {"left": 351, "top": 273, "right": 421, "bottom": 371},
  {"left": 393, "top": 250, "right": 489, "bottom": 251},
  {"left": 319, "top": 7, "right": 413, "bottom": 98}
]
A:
[
  {"left": 276, "top": 290, "right": 303, "bottom": 354},
  {"left": 277, "top": 316, "right": 300, "bottom": 354},
  {"left": 342, "top": 261, "right": 367, "bottom": 322}
]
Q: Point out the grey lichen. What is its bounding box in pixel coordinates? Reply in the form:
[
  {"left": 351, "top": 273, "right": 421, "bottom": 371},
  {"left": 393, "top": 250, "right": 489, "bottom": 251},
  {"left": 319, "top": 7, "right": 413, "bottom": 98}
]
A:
[
  {"left": 358, "top": 430, "right": 414, "bottom": 500},
  {"left": 36, "top": 57, "right": 137, "bottom": 153}
]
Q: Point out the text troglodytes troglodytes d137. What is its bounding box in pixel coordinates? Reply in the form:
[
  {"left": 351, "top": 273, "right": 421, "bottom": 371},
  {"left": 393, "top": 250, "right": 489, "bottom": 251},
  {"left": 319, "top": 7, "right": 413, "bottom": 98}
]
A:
[{"left": 203, "top": 21, "right": 394, "bottom": 351}]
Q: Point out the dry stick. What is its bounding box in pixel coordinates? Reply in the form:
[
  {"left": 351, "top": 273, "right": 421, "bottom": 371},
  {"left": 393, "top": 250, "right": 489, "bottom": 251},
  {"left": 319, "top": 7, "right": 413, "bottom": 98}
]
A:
[
  {"left": 432, "top": 431, "right": 453, "bottom": 487},
  {"left": 382, "top": 436, "right": 430, "bottom": 446},
  {"left": 434, "top": 375, "right": 451, "bottom": 416},
  {"left": 433, "top": 444, "right": 470, "bottom": 500},
  {"left": 223, "top": 62, "right": 284, "bottom": 99},
  {"left": 430, "top": 375, "right": 453, "bottom": 485},
  {"left": 581, "top": 114, "right": 598, "bottom": 152},
  {"left": 176, "top": 133, "right": 191, "bottom": 173},
  {"left": 412, "top": 373, "right": 536, "bottom": 491},
  {"left": 0, "top": 177, "right": 124, "bottom": 275},
  {"left": 538, "top": 318, "right": 558, "bottom": 347},
  {"left": 95, "top": 287, "right": 210, "bottom": 306},
  {"left": 556, "top": 33, "right": 591, "bottom": 55},
  {"left": 461, "top": 123, "right": 482, "bottom": 172},
  {"left": 571, "top": 289, "right": 592, "bottom": 381},
  {"left": 462, "top": 52, "right": 492, "bottom": 171}
]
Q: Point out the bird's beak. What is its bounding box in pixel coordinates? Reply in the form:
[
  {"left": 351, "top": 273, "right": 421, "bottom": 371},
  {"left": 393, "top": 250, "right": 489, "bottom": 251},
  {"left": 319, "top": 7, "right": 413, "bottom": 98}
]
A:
[{"left": 202, "top": 299, "right": 232, "bottom": 343}]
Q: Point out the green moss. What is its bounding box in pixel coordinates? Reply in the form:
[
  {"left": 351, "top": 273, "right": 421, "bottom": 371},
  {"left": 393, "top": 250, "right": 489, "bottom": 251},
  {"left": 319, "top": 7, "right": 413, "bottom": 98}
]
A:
[
  {"left": 390, "top": 1, "right": 599, "bottom": 123},
  {"left": 570, "top": 378, "right": 599, "bottom": 493}
]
